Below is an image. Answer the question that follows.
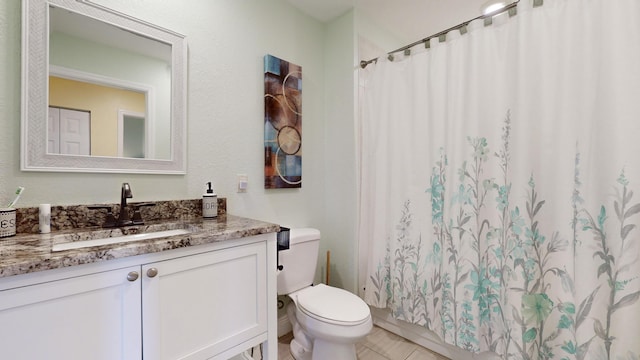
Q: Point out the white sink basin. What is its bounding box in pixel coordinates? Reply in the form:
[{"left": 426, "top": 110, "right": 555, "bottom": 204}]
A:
[{"left": 52, "top": 228, "right": 191, "bottom": 252}]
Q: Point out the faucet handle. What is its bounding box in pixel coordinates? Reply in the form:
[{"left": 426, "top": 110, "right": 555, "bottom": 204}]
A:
[
  {"left": 88, "top": 205, "right": 117, "bottom": 228},
  {"left": 131, "top": 203, "right": 156, "bottom": 225}
]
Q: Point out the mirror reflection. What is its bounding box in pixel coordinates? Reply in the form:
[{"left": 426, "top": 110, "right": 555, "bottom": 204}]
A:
[{"left": 48, "top": 6, "right": 172, "bottom": 160}]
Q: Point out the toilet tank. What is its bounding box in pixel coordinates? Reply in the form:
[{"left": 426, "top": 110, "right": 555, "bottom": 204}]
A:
[{"left": 277, "top": 228, "right": 320, "bottom": 295}]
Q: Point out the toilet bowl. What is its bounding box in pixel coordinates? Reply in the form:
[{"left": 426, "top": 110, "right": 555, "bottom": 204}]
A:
[
  {"left": 288, "top": 284, "right": 372, "bottom": 360},
  {"left": 278, "top": 228, "right": 372, "bottom": 360}
]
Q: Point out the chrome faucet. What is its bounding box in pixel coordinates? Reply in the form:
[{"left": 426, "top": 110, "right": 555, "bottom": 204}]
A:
[{"left": 117, "top": 183, "right": 133, "bottom": 226}]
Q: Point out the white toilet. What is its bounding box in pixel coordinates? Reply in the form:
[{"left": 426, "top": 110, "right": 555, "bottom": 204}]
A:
[{"left": 278, "top": 228, "right": 372, "bottom": 360}]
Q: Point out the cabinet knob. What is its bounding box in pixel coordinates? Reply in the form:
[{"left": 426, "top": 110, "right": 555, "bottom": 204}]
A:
[
  {"left": 147, "top": 268, "right": 159, "bottom": 278},
  {"left": 127, "top": 271, "right": 139, "bottom": 282}
]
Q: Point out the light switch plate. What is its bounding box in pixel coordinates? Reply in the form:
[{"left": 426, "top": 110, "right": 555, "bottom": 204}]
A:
[{"left": 237, "top": 174, "right": 248, "bottom": 193}]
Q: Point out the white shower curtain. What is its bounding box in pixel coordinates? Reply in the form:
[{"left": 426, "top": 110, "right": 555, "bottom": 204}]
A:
[{"left": 359, "top": 0, "right": 640, "bottom": 359}]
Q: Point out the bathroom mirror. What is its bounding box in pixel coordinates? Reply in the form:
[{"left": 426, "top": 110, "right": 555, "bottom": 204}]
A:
[{"left": 22, "top": 0, "right": 187, "bottom": 174}]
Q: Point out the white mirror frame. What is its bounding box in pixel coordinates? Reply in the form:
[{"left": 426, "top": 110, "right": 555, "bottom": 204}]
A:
[{"left": 21, "top": 0, "right": 187, "bottom": 174}]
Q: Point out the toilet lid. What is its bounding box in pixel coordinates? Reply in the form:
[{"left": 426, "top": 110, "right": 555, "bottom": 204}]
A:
[{"left": 296, "top": 284, "right": 370, "bottom": 325}]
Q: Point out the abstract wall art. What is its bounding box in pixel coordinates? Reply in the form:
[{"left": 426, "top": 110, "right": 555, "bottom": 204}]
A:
[{"left": 264, "top": 54, "right": 302, "bottom": 189}]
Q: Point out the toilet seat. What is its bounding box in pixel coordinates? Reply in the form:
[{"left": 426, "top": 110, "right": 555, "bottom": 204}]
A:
[{"left": 295, "top": 284, "right": 370, "bottom": 326}]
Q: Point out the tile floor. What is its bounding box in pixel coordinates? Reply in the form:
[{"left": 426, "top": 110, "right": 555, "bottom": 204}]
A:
[{"left": 278, "top": 325, "right": 450, "bottom": 360}]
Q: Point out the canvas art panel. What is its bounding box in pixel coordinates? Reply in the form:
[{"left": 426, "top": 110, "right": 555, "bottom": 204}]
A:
[{"left": 264, "top": 54, "right": 302, "bottom": 189}]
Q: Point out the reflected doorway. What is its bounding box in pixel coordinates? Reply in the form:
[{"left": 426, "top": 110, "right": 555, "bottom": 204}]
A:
[
  {"left": 48, "top": 106, "right": 91, "bottom": 155},
  {"left": 118, "top": 110, "right": 148, "bottom": 159}
]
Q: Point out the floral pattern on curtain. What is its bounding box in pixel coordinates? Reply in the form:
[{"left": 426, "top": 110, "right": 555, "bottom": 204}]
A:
[
  {"left": 359, "top": 1, "right": 640, "bottom": 359},
  {"left": 367, "top": 113, "right": 640, "bottom": 359}
]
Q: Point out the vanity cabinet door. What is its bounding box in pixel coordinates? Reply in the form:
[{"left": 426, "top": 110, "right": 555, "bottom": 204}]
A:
[
  {"left": 142, "top": 241, "right": 267, "bottom": 360},
  {"left": 0, "top": 266, "right": 142, "bottom": 360}
]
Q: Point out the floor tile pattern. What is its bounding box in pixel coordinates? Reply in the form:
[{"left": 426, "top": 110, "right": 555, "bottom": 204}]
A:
[{"left": 278, "top": 325, "right": 450, "bottom": 360}]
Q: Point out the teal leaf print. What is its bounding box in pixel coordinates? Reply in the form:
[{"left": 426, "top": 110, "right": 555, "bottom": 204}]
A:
[
  {"left": 512, "top": 207, "right": 525, "bottom": 235},
  {"left": 561, "top": 341, "right": 577, "bottom": 355},
  {"left": 459, "top": 294, "right": 480, "bottom": 352},
  {"left": 523, "top": 327, "right": 537, "bottom": 343},
  {"left": 577, "top": 172, "right": 640, "bottom": 360},
  {"left": 374, "top": 115, "right": 640, "bottom": 359},
  {"left": 469, "top": 136, "right": 489, "bottom": 161},
  {"left": 597, "top": 205, "right": 607, "bottom": 230},
  {"left": 558, "top": 302, "right": 575, "bottom": 315},
  {"left": 618, "top": 170, "right": 629, "bottom": 186},
  {"left": 558, "top": 314, "right": 572, "bottom": 329},
  {"left": 496, "top": 184, "right": 510, "bottom": 211}
]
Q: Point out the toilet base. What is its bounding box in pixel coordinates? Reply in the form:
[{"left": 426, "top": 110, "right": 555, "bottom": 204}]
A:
[
  {"left": 287, "top": 303, "right": 312, "bottom": 360},
  {"left": 289, "top": 338, "right": 312, "bottom": 360},
  {"left": 286, "top": 300, "right": 367, "bottom": 360}
]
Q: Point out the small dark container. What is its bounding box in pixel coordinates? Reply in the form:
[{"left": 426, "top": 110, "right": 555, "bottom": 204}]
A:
[{"left": 277, "top": 226, "right": 290, "bottom": 251}]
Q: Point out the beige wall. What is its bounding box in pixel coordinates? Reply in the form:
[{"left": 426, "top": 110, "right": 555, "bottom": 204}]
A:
[{"left": 50, "top": 76, "right": 146, "bottom": 157}]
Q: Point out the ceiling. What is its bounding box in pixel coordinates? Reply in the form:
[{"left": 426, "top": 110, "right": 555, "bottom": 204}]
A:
[
  {"left": 286, "top": 0, "right": 489, "bottom": 47},
  {"left": 50, "top": 6, "right": 172, "bottom": 62}
]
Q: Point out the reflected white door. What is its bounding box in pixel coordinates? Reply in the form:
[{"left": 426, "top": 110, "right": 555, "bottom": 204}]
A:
[
  {"left": 48, "top": 107, "right": 90, "bottom": 155},
  {"left": 59, "top": 108, "right": 90, "bottom": 155},
  {"left": 47, "top": 107, "right": 60, "bottom": 154}
]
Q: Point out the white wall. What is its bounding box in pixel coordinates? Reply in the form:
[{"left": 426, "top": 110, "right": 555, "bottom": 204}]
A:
[
  {"left": 2, "top": 0, "right": 367, "bottom": 297},
  {"left": 321, "top": 10, "right": 358, "bottom": 292},
  {"left": 0, "top": 0, "right": 329, "bottom": 230},
  {"left": 355, "top": 11, "right": 404, "bottom": 59},
  {"left": 0, "top": 0, "right": 498, "bottom": 300}
]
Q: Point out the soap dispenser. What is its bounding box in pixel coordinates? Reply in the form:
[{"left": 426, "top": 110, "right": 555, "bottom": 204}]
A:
[{"left": 203, "top": 182, "right": 218, "bottom": 219}]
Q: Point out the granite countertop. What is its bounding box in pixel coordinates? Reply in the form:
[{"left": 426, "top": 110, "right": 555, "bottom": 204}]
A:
[{"left": 0, "top": 215, "right": 280, "bottom": 279}]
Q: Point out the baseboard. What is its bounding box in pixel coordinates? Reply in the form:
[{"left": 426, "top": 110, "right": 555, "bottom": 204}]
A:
[
  {"left": 278, "top": 314, "right": 292, "bottom": 337},
  {"left": 371, "top": 307, "right": 476, "bottom": 360}
]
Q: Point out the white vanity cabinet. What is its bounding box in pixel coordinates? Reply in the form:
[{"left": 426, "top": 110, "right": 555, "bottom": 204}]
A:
[
  {"left": 0, "top": 234, "right": 277, "bottom": 360},
  {"left": 142, "top": 239, "right": 270, "bottom": 360},
  {"left": 0, "top": 265, "right": 143, "bottom": 359}
]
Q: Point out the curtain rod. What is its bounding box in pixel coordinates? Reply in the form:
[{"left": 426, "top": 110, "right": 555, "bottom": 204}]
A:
[{"left": 359, "top": 0, "right": 538, "bottom": 69}]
